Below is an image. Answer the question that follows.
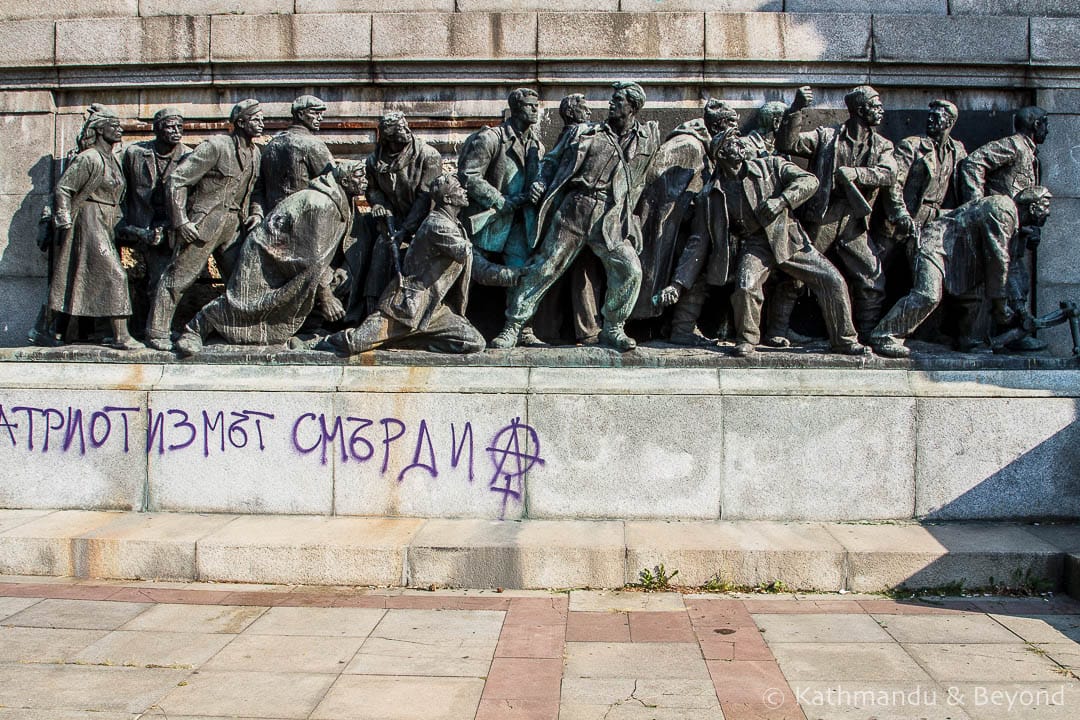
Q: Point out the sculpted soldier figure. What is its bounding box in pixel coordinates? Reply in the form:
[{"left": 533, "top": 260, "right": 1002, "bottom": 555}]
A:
[
  {"left": 260, "top": 95, "right": 333, "bottom": 211},
  {"left": 458, "top": 88, "right": 545, "bottom": 346},
  {"left": 48, "top": 107, "right": 142, "bottom": 350},
  {"left": 175, "top": 161, "right": 366, "bottom": 356},
  {"left": 491, "top": 81, "right": 661, "bottom": 351},
  {"left": 146, "top": 99, "right": 265, "bottom": 351},
  {"left": 635, "top": 99, "right": 739, "bottom": 344},
  {"left": 119, "top": 107, "right": 191, "bottom": 335},
  {"left": 884, "top": 100, "right": 967, "bottom": 239},
  {"left": 359, "top": 111, "right": 442, "bottom": 316},
  {"left": 958, "top": 106, "right": 1049, "bottom": 351},
  {"left": 319, "top": 174, "right": 522, "bottom": 355},
  {"left": 745, "top": 101, "right": 788, "bottom": 158},
  {"left": 870, "top": 187, "right": 1052, "bottom": 358},
  {"left": 696, "top": 134, "right": 866, "bottom": 357},
  {"left": 774, "top": 85, "right": 898, "bottom": 337}
]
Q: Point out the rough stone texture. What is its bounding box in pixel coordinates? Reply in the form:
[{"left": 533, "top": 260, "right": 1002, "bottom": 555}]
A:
[
  {"left": 718, "top": 368, "right": 911, "bottom": 396},
  {"left": 1032, "top": 18, "right": 1080, "bottom": 66},
  {"left": 625, "top": 521, "right": 845, "bottom": 590},
  {"left": 721, "top": 396, "right": 916, "bottom": 520},
  {"left": 0, "top": 114, "right": 54, "bottom": 200},
  {"left": 705, "top": 13, "right": 870, "bottom": 62},
  {"left": 298, "top": 0, "right": 454, "bottom": 11},
  {"left": 786, "top": 0, "right": 945, "bottom": 11},
  {"left": 873, "top": 15, "right": 1029, "bottom": 64},
  {"left": 1, "top": 0, "right": 137, "bottom": 21},
  {"left": 372, "top": 12, "right": 537, "bottom": 60},
  {"left": 146, "top": 390, "right": 335, "bottom": 515},
  {"left": 0, "top": 362, "right": 162, "bottom": 390},
  {"left": 828, "top": 523, "right": 1063, "bottom": 592},
  {"left": 72, "top": 512, "right": 237, "bottom": 580},
  {"left": 210, "top": 13, "right": 372, "bottom": 62},
  {"left": 915, "top": 398, "right": 1080, "bottom": 519},
  {"left": 0, "top": 21, "right": 54, "bottom": 68},
  {"left": 461, "top": 0, "right": 613, "bottom": 9},
  {"left": 951, "top": 0, "right": 1080, "bottom": 16},
  {"left": 908, "top": 370, "right": 1080, "bottom": 398},
  {"left": 196, "top": 515, "right": 423, "bottom": 585},
  {"left": 331, "top": 391, "right": 530, "bottom": 519},
  {"left": 539, "top": 12, "right": 705, "bottom": 59},
  {"left": 0, "top": 276, "right": 48, "bottom": 347},
  {"left": 138, "top": 0, "right": 293, "bottom": 15},
  {"left": 407, "top": 518, "right": 625, "bottom": 588},
  {"left": 525, "top": 394, "right": 723, "bottom": 520},
  {"left": 1026, "top": 199, "right": 1080, "bottom": 286},
  {"left": 0, "top": 91, "right": 54, "bottom": 115},
  {"left": 56, "top": 16, "right": 210, "bottom": 66},
  {"left": 623, "top": 0, "right": 781, "bottom": 9},
  {"left": 0, "top": 194, "right": 49, "bottom": 280},
  {"left": 0, "top": 389, "right": 148, "bottom": 511},
  {"left": 0, "top": 509, "right": 52, "bottom": 534},
  {"left": 154, "top": 364, "right": 342, "bottom": 392},
  {"left": 529, "top": 368, "right": 719, "bottom": 394},
  {"left": 0, "top": 510, "right": 122, "bottom": 575},
  {"left": 1039, "top": 114, "right": 1080, "bottom": 200},
  {"left": 337, "top": 366, "right": 529, "bottom": 394}
]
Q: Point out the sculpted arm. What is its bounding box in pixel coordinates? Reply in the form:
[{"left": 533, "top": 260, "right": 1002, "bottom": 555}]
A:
[
  {"left": 958, "top": 137, "right": 1015, "bottom": 203},
  {"left": 401, "top": 146, "right": 444, "bottom": 235},
  {"left": 458, "top": 131, "right": 505, "bottom": 210},
  {"left": 53, "top": 153, "right": 96, "bottom": 228},
  {"left": 167, "top": 140, "right": 220, "bottom": 243}
]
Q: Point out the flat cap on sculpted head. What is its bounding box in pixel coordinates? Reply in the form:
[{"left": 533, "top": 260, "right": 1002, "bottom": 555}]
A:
[
  {"left": 230, "top": 98, "right": 262, "bottom": 124},
  {"left": 292, "top": 95, "right": 327, "bottom": 115},
  {"left": 152, "top": 106, "right": 184, "bottom": 125}
]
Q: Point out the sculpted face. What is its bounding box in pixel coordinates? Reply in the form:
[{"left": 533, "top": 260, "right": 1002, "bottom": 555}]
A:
[
  {"left": 381, "top": 121, "right": 412, "bottom": 147},
  {"left": 156, "top": 117, "right": 184, "bottom": 147},
  {"left": 298, "top": 108, "right": 324, "bottom": 132},
  {"left": 1026, "top": 196, "right": 1051, "bottom": 226},
  {"left": 339, "top": 168, "right": 367, "bottom": 197},
  {"left": 513, "top": 96, "right": 540, "bottom": 128},
  {"left": 568, "top": 100, "right": 591, "bottom": 124},
  {"left": 1032, "top": 115, "right": 1049, "bottom": 144},
  {"left": 100, "top": 118, "right": 123, "bottom": 144},
  {"left": 926, "top": 107, "right": 955, "bottom": 140},
  {"left": 858, "top": 94, "right": 885, "bottom": 127},
  {"left": 608, "top": 90, "right": 635, "bottom": 127},
  {"left": 237, "top": 110, "right": 265, "bottom": 139},
  {"left": 443, "top": 177, "right": 469, "bottom": 208}
]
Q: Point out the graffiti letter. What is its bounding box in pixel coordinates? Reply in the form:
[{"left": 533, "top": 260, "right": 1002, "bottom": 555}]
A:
[
  {"left": 397, "top": 419, "right": 437, "bottom": 483},
  {"left": 167, "top": 409, "right": 196, "bottom": 451},
  {"left": 450, "top": 421, "right": 475, "bottom": 483},
  {"left": 380, "top": 418, "right": 406, "bottom": 474},
  {"left": 346, "top": 417, "right": 374, "bottom": 462}
]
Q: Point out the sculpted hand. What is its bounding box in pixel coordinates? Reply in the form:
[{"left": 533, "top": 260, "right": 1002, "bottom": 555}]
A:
[
  {"left": 242, "top": 214, "right": 262, "bottom": 232},
  {"left": 529, "top": 181, "right": 546, "bottom": 204},
  {"left": 653, "top": 284, "right": 682, "bottom": 308},
  {"left": 792, "top": 86, "right": 813, "bottom": 111},
  {"left": 370, "top": 204, "right": 391, "bottom": 219},
  {"left": 895, "top": 214, "right": 916, "bottom": 240},
  {"left": 836, "top": 166, "right": 857, "bottom": 185},
  {"left": 177, "top": 222, "right": 201, "bottom": 246},
  {"left": 758, "top": 198, "right": 787, "bottom": 225}
]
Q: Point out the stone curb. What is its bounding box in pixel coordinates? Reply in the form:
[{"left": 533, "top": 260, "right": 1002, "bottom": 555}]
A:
[{"left": 0, "top": 509, "right": 1074, "bottom": 595}]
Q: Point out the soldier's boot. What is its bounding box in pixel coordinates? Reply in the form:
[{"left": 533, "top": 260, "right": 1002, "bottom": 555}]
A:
[
  {"left": 765, "top": 281, "right": 799, "bottom": 346},
  {"left": 668, "top": 281, "right": 714, "bottom": 346},
  {"left": 518, "top": 325, "right": 547, "bottom": 347},
  {"left": 599, "top": 322, "right": 637, "bottom": 352},
  {"left": 489, "top": 322, "right": 522, "bottom": 350}
]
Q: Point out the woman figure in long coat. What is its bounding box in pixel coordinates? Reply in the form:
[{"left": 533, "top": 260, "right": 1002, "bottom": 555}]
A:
[{"left": 49, "top": 106, "right": 142, "bottom": 350}]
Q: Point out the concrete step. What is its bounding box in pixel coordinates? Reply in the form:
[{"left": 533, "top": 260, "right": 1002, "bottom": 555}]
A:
[{"left": 0, "top": 510, "right": 1077, "bottom": 595}]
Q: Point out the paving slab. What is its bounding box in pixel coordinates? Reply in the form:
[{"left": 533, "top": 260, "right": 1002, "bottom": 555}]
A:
[
  {"left": 902, "top": 643, "right": 1069, "bottom": 683},
  {"left": 0, "top": 664, "right": 189, "bottom": 714},
  {"left": 560, "top": 677, "right": 721, "bottom": 710},
  {"left": 875, "top": 613, "right": 1024, "bottom": 644},
  {"left": 625, "top": 520, "right": 845, "bottom": 590},
  {"left": 563, "top": 642, "right": 709, "bottom": 679},
  {"left": 0, "top": 509, "right": 52, "bottom": 534},
  {"left": 72, "top": 628, "right": 233, "bottom": 668},
  {"left": 120, "top": 603, "right": 266, "bottom": 634},
  {"left": 157, "top": 670, "right": 336, "bottom": 719},
  {"left": 785, "top": 680, "right": 974, "bottom": 720},
  {"left": 73, "top": 512, "right": 238, "bottom": 581},
  {"left": 0, "top": 511, "right": 126, "bottom": 576},
  {"left": 754, "top": 613, "right": 892, "bottom": 643},
  {"left": 941, "top": 682, "right": 1080, "bottom": 720},
  {"left": 0, "top": 594, "right": 39, "bottom": 620},
  {"left": 769, "top": 642, "right": 936, "bottom": 684},
  {"left": 2, "top": 598, "right": 148, "bottom": 630},
  {"left": 0, "top": 625, "right": 107, "bottom": 663},
  {"left": 569, "top": 591, "right": 685, "bottom": 613},
  {"left": 196, "top": 515, "right": 423, "bottom": 586},
  {"left": 344, "top": 608, "right": 503, "bottom": 677},
  {"left": 408, "top": 519, "right": 625, "bottom": 589},
  {"left": 826, "top": 523, "right": 1063, "bottom": 592},
  {"left": 989, "top": 614, "right": 1080, "bottom": 644},
  {"left": 1037, "top": 642, "right": 1080, "bottom": 672},
  {"left": 312, "top": 675, "right": 486, "bottom": 720},
  {"left": 244, "top": 606, "right": 385, "bottom": 637},
  {"left": 566, "top": 611, "right": 630, "bottom": 642},
  {"left": 202, "top": 633, "right": 365, "bottom": 673}
]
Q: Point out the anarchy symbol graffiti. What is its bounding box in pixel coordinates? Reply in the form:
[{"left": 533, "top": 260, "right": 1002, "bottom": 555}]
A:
[{"left": 486, "top": 417, "right": 545, "bottom": 517}]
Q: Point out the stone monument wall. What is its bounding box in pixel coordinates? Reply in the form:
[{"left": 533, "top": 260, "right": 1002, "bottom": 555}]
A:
[{"left": 1, "top": 3, "right": 1079, "bottom": 352}]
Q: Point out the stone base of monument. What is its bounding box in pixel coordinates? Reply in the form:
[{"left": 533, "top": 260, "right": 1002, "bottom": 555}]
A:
[
  {"left": 0, "top": 351, "right": 1077, "bottom": 523},
  {"left": 0, "top": 510, "right": 1078, "bottom": 596}
]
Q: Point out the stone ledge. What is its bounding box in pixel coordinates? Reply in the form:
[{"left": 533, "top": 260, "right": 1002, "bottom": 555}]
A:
[
  {"left": 210, "top": 12, "right": 372, "bottom": 63},
  {"left": 705, "top": 12, "right": 871, "bottom": 62},
  {"left": 872, "top": 15, "right": 1030, "bottom": 65},
  {"left": 538, "top": 12, "right": 704, "bottom": 60},
  {"left": 0, "top": 0, "right": 137, "bottom": 22},
  {"left": 139, "top": 0, "right": 292, "bottom": 16},
  {"left": 1, "top": 510, "right": 1073, "bottom": 592},
  {"left": 56, "top": 15, "right": 210, "bottom": 66},
  {"left": 372, "top": 12, "right": 537, "bottom": 61},
  {"left": 0, "top": 20, "right": 55, "bottom": 68},
  {"left": 1032, "top": 17, "right": 1080, "bottom": 66}
]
